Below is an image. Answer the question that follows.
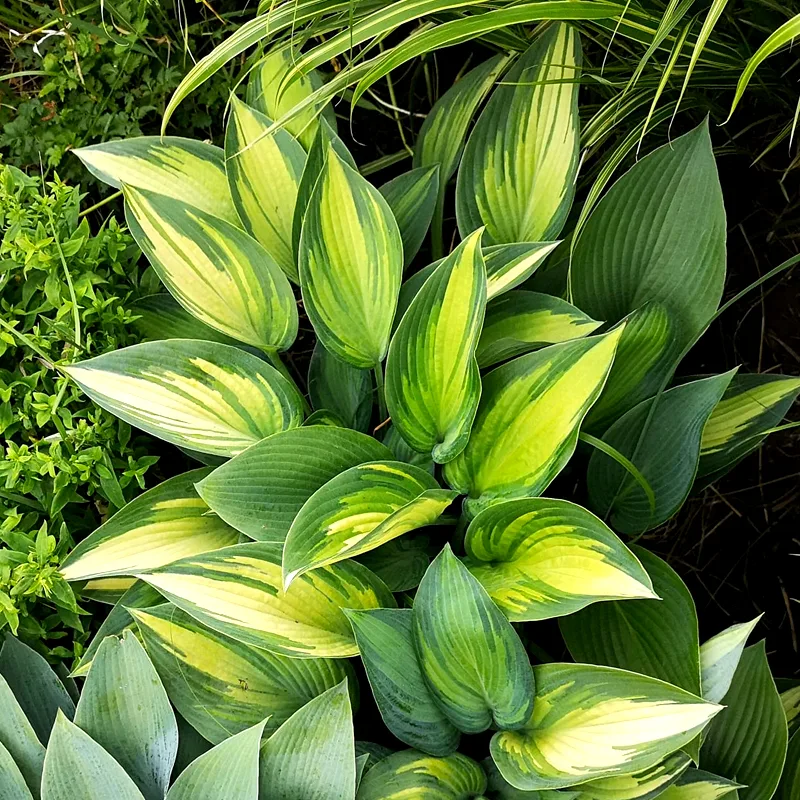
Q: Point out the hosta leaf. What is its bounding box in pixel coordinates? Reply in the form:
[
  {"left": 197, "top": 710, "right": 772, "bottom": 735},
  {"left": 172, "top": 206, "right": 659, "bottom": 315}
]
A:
[
  {"left": 346, "top": 608, "right": 460, "bottom": 756},
  {"left": 225, "top": 97, "right": 306, "bottom": 282},
  {"left": 75, "top": 632, "right": 177, "bottom": 800},
  {"left": 386, "top": 230, "right": 487, "bottom": 462},
  {"left": 463, "top": 498, "right": 655, "bottom": 622},
  {"left": 63, "top": 340, "right": 304, "bottom": 458},
  {"left": 658, "top": 769, "right": 742, "bottom": 800},
  {"left": 196, "top": 427, "right": 391, "bottom": 541},
  {"left": 571, "top": 121, "right": 726, "bottom": 349},
  {"left": 166, "top": 719, "right": 267, "bottom": 800},
  {"left": 124, "top": 186, "right": 298, "bottom": 351},
  {"left": 477, "top": 291, "right": 602, "bottom": 368},
  {"left": 0, "top": 674, "right": 45, "bottom": 797},
  {"left": 355, "top": 533, "right": 432, "bottom": 592},
  {"left": 701, "top": 641, "right": 788, "bottom": 800},
  {"left": 444, "top": 329, "right": 623, "bottom": 518},
  {"left": 41, "top": 712, "right": 144, "bottom": 800},
  {"left": 138, "top": 542, "right": 395, "bottom": 658},
  {"left": 379, "top": 166, "right": 439, "bottom": 267},
  {"left": 782, "top": 683, "right": 800, "bottom": 734},
  {"left": 382, "top": 424, "right": 435, "bottom": 474},
  {"left": 259, "top": 681, "right": 355, "bottom": 799},
  {"left": 131, "top": 603, "right": 352, "bottom": 745},
  {"left": 81, "top": 576, "right": 137, "bottom": 605},
  {"left": 456, "top": 24, "right": 581, "bottom": 245},
  {"left": 587, "top": 371, "right": 736, "bottom": 535},
  {"left": 283, "top": 461, "right": 456, "bottom": 585},
  {"left": 413, "top": 544, "right": 534, "bottom": 734},
  {"left": 304, "top": 409, "right": 347, "bottom": 427},
  {"left": 577, "top": 752, "right": 692, "bottom": 800},
  {"left": 490, "top": 663, "right": 721, "bottom": 790},
  {"left": 355, "top": 750, "right": 487, "bottom": 800},
  {"left": 74, "top": 136, "right": 238, "bottom": 225},
  {"left": 700, "top": 616, "right": 761, "bottom": 704},
  {"left": 778, "top": 730, "right": 800, "bottom": 800},
  {"left": 0, "top": 741, "right": 33, "bottom": 800},
  {"left": 300, "top": 146, "right": 402, "bottom": 368},
  {"left": 308, "top": 342, "right": 373, "bottom": 432},
  {"left": 60, "top": 469, "right": 238, "bottom": 581},
  {"left": 130, "top": 294, "right": 242, "bottom": 346}
]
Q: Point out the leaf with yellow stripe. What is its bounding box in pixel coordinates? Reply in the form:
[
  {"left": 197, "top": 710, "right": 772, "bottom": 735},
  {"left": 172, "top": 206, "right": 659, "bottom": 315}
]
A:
[
  {"left": 386, "top": 230, "right": 487, "bottom": 463},
  {"left": 138, "top": 541, "right": 395, "bottom": 658},
  {"left": 444, "top": 329, "right": 623, "bottom": 518},
  {"left": 413, "top": 544, "right": 534, "bottom": 734},
  {"left": 81, "top": 576, "right": 137, "bottom": 605},
  {"left": 283, "top": 461, "right": 456, "bottom": 586},
  {"left": 60, "top": 469, "right": 239, "bottom": 581},
  {"left": 577, "top": 753, "right": 692, "bottom": 800},
  {"left": 225, "top": 97, "right": 306, "bottom": 282},
  {"left": 63, "top": 340, "right": 304, "bottom": 457},
  {"left": 658, "top": 770, "right": 742, "bottom": 800},
  {"left": 463, "top": 498, "right": 655, "bottom": 622},
  {"left": 300, "top": 145, "right": 403, "bottom": 367},
  {"left": 456, "top": 24, "right": 581, "bottom": 245},
  {"left": 490, "top": 663, "right": 722, "bottom": 790},
  {"left": 131, "top": 603, "right": 353, "bottom": 744},
  {"left": 75, "top": 136, "right": 238, "bottom": 225},
  {"left": 477, "top": 291, "right": 602, "bottom": 368},
  {"left": 124, "top": 186, "right": 297, "bottom": 351}
]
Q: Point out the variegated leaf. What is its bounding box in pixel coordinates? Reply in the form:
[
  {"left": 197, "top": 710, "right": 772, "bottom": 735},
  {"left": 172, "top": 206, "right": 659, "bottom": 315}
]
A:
[
  {"left": 124, "top": 186, "right": 297, "bottom": 351},
  {"left": 138, "top": 541, "right": 396, "bottom": 658},
  {"left": 308, "top": 342, "right": 373, "bottom": 432},
  {"left": 477, "top": 291, "right": 602, "bottom": 368},
  {"left": 346, "top": 608, "right": 460, "bottom": 756},
  {"left": 196, "top": 427, "right": 391, "bottom": 541},
  {"left": 283, "top": 461, "right": 456, "bottom": 586},
  {"left": 131, "top": 603, "right": 353, "bottom": 744},
  {"left": 490, "top": 663, "right": 721, "bottom": 790},
  {"left": 658, "top": 770, "right": 742, "bottom": 800},
  {"left": 63, "top": 340, "right": 304, "bottom": 457},
  {"left": 456, "top": 24, "right": 581, "bottom": 244},
  {"left": 81, "top": 576, "right": 137, "bottom": 604},
  {"left": 225, "top": 97, "right": 306, "bottom": 282},
  {"left": 299, "top": 145, "right": 402, "bottom": 368},
  {"left": 577, "top": 753, "right": 692, "bottom": 800},
  {"left": 413, "top": 544, "right": 534, "bottom": 734},
  {"left": 386, "top": 230, "right": 487, "bottom": 462},
  {"left": 700, "top": 617, "right": 761, "bottom": 704},
  {"left": 444, "top": 329, "right": 623, "bottom": 518},
  {"left": 60, "top": 469, "right": 239, "bottom": 581},
  {"left": 463, "top": 498, "right": 655, "bottom": 622},
  {"left": 74, "top": 136, "right": 239, "bottom": 225}
]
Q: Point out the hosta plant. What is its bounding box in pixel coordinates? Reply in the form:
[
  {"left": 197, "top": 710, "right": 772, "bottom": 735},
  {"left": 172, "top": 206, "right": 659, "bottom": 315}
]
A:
[{"left": 42, "top": 21, "right": 800, "bottom": 797}]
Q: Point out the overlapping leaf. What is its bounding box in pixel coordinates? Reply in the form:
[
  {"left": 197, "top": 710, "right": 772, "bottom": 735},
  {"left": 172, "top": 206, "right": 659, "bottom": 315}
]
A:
[
  {"left": 700, "top": 616, "right": 761, "bottom": 704},
  {"left": 577, "top": 753, "right": 692, "bottom": 800},
  {"left": 356, "top": 533, "right": 432, "bottom": 592},
  {"left": 0, "top": 673, "right": 45, "bottom": 797},
  {"left": 308, "top": 343, "right": 373, "bottom": 432},
  {"left": 655, "top": 769, "right": 742, "bottom": 800}
]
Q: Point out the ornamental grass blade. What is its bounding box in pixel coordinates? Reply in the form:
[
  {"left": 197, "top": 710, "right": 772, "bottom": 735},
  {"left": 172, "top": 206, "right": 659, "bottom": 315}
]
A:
[{"left": 308, "top": 342, "right": 373, "bottom": 432}]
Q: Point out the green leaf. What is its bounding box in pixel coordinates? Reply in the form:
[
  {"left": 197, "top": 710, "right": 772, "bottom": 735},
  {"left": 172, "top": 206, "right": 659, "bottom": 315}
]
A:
[
  {"left": 778, "top": 729, "right": 800, "bottom": 800},
  {"left": 586, "top": 372, "right": 735, "bottom": 535},
  {"left": 60, "top": 469, "right": 238, "bottom": 581},
  {"left": 379, "top": 166, "right": 439, "bottom": 267},
  {"left": 490, "top": 663, "right": 721, "bottom": 790},
  {"left": 577, "top": 752, "right": 692, "bottom": 800},
  {"left": 700, "top": 617, "right": 761, "bottom": 704},
  {"left": 0, "top": 674, "right": 44, "bottom": 798},
  {"left": 74, "top": 632, "right": 177, "bottom": 800},
  {"left": 657, "top": 769, "right": 742, "bottom": 800},
  {"left": 381, "top": 424, "right": 435, "bottom": 475},
  {"left": 355, "top": 750, "right": 487, "bottom": 800},
  {"left": 308, "top": 342, "right": 373, "bottom": 432},
  {"left": 138, "top": 541, "right": 395, "bottom": 658},
  {"left": 41, "top": 712, "right": 145, "bottom": 800},
  {"left": 0, "top": 740, "right": 33, "bottom": 800},
  {"left": 456, "top": 23, "right": 581, "bottom": 245},
  {"left": 444, "top": 329, "right": 623, "bottom": 518},
  {"left": 477, "top": 291, "right": 602, "bottom": 368},
  {"left": 63, "top": 340, "right": 304, "bottom": 458},
  {"left": 346, "top": 608, "right": 460, "bottom": 756},
  {"left": 81, "top": 577, "right": 137, "bottom": 605},
  {"left": 413, "top": 544, "right": 534, "bottom": 734},
  {"left": 386, "top": 230, "right": 487, "bottom": 462},
  {"left": 571, "top": 121, "right": 726, "bottom": 350},
  {"left": 355, "top": 533, "right": 432, "bottom": 592},
  {"left": 782, "top": 684, "right": 800, "bottom": 735},
  {"left": 701, "top": 642, "right": 788, "bottom": 800},
  {"left": 283, "top": 461, "right": 456, "bottom": 585},
  {"left": 131, "top": 603, "right": 352, "bottom": 745},
  {"left": 259, "top": 681, "right": 355, "bottom": 799},
  {"left": 74, "top": 136, "right": 239, "bottom": 225},
  {"left": 196, "top": 427, "right": 391, "bottom": 542},
  {"left": 299, "top": 146, "right": 402, "bottom": 368},
  {"left": 124, "top": 186, "right": 298, "bottom": 351},
  {"left": 166, "top": 719, "right": 267, "bottom": 800},
  {"left": 225, "top": 97, "right": 306, "bottom": 282},
  {"left": 464, "top": 498, "right": 655, "bottom": 622}
]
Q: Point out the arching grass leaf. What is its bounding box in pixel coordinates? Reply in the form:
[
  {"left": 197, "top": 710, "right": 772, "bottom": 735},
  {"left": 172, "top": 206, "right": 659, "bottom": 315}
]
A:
[
  {"left": 0, "top": 673, "right": 45, "bottom": 797},
  {"left": 0, "top": 740, "right": 33, "bottom": 800},
  {"left": 456, "top": 23, "right": 581, "bottom": 245},
  {"left": 63, "top": 340, "right": 304, "bottom": 458},
  {"left": 138, "top": 542, "right": 396, "bottom": 658},
  {"left": 700, "top": 617, "right": 761, "bottom": 704},
  {"left": 196, "top": 427, "right": 391, "bottom": 541},
  {"left": 386, "top": 230, "right": 487, "bottom": 462},
  {"left": 463, "top": 498, "right": 655, "bottom": 622},
  {"left": 355, "top": 533, "right": 432, "bottom": 592},
  {"left": 283, "top": 461, "right": 456, "bottom": 586},
  {"left": 444, "top": 329, "right": 623, "bottom": 518},
  {"left": 658, "top": 769, "right": 742, "bottom": 800},
  {"left": 490, "top": 663, "right": 721, "bottom": 790},
  {"left": 308, "top": 342, "right": 373, "bottom": 432},
  {"left": 577, "top": 752, "right": 692, "bottom": 800},
  {"left": 413, "top": 544, "right": 534, "bottom": 734}
]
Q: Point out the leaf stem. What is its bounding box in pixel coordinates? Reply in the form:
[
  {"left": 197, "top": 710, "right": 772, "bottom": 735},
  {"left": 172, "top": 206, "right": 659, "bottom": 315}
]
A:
[
  {"left": 264, "top": 348, "right": 312, "bottom": 415},
  {"left": 373, "top": 362, "right": 387, "bottom": 422},
  {"left": 78, "top": 189, "right": 123, "bottom": 218}
]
